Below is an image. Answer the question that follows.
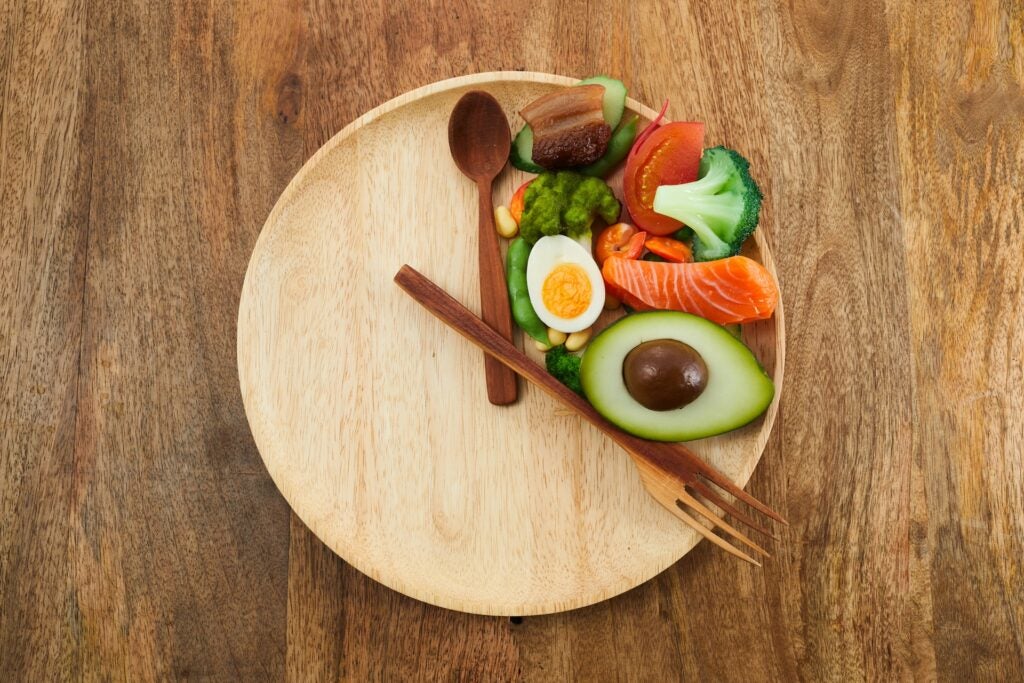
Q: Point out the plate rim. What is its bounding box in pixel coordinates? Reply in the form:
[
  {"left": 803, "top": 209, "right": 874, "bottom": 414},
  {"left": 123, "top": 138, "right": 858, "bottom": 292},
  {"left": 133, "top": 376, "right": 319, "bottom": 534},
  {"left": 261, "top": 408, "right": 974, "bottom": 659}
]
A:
[{"left": 237, "top": 71, "right": 786, "bottom": 615}]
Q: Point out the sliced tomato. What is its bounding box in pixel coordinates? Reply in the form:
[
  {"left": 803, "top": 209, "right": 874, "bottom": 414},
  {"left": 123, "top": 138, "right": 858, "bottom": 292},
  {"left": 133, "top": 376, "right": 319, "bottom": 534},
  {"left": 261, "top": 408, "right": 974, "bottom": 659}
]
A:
[
  {"left": 644, "top": 236, "right": 692, "bottom": 263},
  {"left": 623, "top": 122, "right": 705, "bottom": 235},
  {"left": 508, "top": 179, "right": 532, "bottom": 224}
]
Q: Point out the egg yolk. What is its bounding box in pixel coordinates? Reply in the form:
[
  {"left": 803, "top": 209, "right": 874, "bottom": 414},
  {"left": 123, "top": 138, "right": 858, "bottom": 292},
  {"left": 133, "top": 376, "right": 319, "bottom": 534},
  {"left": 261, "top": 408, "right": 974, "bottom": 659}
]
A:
[{"left": 541, "top": 263, "right": 592, "bottom": 319}]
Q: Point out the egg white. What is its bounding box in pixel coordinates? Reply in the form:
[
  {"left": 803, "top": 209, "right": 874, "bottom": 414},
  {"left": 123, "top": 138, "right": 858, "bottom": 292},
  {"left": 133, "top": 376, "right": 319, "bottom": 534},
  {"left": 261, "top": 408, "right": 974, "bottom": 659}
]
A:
[{"left": 526, "top": 235, "right": 605, "bottom": 333}]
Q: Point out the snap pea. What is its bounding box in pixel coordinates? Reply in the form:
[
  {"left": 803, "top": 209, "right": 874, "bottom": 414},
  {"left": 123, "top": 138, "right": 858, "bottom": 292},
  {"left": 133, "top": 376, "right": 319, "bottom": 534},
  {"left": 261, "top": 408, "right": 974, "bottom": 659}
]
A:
[
  {"left": 579, "top": 116, "right": 639, "bottom": 178},
  {"left": 506, "top": 238, "right": 550, "bottom": 345}
]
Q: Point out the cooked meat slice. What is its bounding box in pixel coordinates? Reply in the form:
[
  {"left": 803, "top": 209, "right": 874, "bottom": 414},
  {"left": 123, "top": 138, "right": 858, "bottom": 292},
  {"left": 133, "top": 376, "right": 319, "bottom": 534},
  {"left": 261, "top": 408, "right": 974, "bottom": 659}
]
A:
[{"left": 520, "top": 85, "right": 611, "bottom": 168}]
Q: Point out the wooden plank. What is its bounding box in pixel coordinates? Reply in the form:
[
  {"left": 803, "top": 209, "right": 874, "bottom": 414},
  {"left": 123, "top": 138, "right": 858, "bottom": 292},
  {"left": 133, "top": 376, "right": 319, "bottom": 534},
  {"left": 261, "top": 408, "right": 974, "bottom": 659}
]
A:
[
  {"left": 64, "top": 1, "right": 302, "bottom": 678},
  {"left": 0, "top": 1, "right": 89, "bottom": 679},
  {"left": 888, "top": 1, "right": 1024, "bottom": 679},
  {"left": 750, "top": 0, "right": 927, "bottom": 679},
  {"left": 1, "top": 0, "right": 1023, "bottom": 679}
]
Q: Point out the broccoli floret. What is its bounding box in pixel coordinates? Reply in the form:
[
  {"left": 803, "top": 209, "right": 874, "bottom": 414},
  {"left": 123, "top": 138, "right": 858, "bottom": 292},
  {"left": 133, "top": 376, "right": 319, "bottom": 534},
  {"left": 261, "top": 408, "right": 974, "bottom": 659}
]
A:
[
  {"left": 651, "top": 146, "right": 762, "bottom": 261},
  {"left": 520, "top": 171, "right": 620, "bottom": 245},
  {"left": 545, "top": 344, "right": 583, "bottom": 395},
  {"left": 672, "top": 226, "right": 695, "bottom": 243}
]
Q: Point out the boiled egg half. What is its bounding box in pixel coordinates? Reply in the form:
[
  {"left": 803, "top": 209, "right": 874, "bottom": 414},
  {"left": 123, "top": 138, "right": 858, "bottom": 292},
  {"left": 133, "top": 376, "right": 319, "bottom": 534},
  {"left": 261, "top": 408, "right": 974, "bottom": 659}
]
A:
[{"left": 526, "top": 235, "right": 605, "bottom": 333}]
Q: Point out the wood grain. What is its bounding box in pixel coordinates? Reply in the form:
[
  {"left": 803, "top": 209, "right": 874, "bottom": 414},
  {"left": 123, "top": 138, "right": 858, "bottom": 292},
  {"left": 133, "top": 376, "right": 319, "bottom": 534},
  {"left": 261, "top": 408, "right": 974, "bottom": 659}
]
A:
[
  {"left": 0, "top": 1, "right": 88, "bottom": 678},
  {"left": 2, "top": 0, "right": 1023, "bottom": 680},
  {"left": 237, "top": 72, "right": 782, "bottom": 614}
]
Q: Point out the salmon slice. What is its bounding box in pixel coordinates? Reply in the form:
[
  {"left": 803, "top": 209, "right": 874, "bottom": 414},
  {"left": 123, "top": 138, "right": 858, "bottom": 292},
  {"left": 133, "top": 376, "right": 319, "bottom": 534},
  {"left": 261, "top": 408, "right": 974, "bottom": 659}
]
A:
[{"left": 602, "top": 256, "right": 778, "bottom": 325}]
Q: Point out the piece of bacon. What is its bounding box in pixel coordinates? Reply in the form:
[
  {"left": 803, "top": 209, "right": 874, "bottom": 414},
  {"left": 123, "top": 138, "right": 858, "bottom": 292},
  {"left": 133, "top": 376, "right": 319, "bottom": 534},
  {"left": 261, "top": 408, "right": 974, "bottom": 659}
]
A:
[{"left": 520, "top": 84, "right": 611, "bottom": 168}]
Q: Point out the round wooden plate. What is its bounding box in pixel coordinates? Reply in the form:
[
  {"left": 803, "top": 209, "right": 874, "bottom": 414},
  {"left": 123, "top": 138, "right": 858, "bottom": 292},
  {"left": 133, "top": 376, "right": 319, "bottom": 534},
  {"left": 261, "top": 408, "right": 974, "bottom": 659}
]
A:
[{"left": 238, "top": 72, "right": 784, "bottom": 616}]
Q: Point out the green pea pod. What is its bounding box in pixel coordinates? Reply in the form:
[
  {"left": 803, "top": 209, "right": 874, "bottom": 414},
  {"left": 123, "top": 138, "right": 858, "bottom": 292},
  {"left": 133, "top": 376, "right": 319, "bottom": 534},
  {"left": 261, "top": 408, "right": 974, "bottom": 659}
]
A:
[
  {"left": 506, "top": 238, "right": 550, "bottom": 345},
  {"left": 579, "top": 116, "right": 639, "bottom": 178}
]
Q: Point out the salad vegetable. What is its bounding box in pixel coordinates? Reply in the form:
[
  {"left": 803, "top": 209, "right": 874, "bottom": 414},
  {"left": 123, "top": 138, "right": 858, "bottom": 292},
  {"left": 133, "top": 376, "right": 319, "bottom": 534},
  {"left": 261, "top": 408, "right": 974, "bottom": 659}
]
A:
[
  {"left": 518, "top": 171, "right": 620, "bottom": 245},
  {"left": 545, "top": 344, "right": 583, "bottom": 395},
  {"left": 509, "top": 179, "right": 531, "bottom": 224},
  {"left": 652, "top": 146, "right": 762, "bottom": 261},
  {"left": 576, "top": 75, "right": 628, "bottom": 128},
  {"left": 628, "top": 99, "right": 669, "bottom": 163},
  {"left": 510, "top": 126, "right": 546, "bottom": 173},
  {"left": 595, "top": 223, "right": 645, "bottom": 266},
  {"left": 506, "top": 238, "right": 550, "bottom": 345},
  {"left": 644, "top": 236, "right": 692, "bottom": 263},
  {"left": 580, "top": 312, "right": 774, "bottom": 442},
  {"left": 462, "top": 79, "right": 778, "bottom": 444},
  {"left": 623, "top": 122, "right": 705, "bottom": 235},
  {"left": 579, "top": 116, "right": 638, "bottom": 178}
]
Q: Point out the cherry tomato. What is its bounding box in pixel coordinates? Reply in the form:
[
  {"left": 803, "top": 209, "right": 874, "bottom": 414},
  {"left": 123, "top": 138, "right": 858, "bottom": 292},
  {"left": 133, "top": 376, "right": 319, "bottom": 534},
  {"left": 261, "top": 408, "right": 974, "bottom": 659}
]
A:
[
  {"left": 595, "top": 223, "right": 646, "bottom": 266},
  {"left": 623, "top": 122, "right": 705, "bottom": 235},
  {"left": 508, "top": 179, "right": 532, "bottom": 224}
]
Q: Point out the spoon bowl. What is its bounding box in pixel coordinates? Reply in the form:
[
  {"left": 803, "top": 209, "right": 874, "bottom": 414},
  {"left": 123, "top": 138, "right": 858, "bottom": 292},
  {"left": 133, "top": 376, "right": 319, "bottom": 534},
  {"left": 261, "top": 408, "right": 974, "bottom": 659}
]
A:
[
  {"left": 448, "top": 92, "right": 513, "bottom": 180},
  {"left": 448, "top": 91, "right": 518, "bottom": 405}
]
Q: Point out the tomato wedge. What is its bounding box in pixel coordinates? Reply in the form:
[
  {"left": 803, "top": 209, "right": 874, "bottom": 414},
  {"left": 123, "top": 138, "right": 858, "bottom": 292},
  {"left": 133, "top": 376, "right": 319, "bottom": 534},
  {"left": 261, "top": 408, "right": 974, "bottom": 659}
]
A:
[
  {"left": 623, "top": 122, "right": 705, "bottom": 235},
  {"left": 644, "top": 236, "right": 692, "bottom": 263}
]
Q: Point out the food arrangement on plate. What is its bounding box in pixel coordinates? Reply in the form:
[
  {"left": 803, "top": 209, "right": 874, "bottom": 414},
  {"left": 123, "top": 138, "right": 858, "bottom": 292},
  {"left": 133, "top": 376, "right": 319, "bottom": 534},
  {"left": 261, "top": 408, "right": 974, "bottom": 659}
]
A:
[
  {"left": 241, "top": 73, "right": 785, "bottom": 611},
  {"left": 492, "top": 76, "right": 779, "bottom": 442}
]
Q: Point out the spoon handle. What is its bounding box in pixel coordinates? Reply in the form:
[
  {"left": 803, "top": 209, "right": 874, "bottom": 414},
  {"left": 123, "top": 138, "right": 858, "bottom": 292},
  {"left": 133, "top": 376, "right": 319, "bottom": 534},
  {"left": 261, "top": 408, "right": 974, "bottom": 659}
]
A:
[{"left": 477, "top": 178, "right": 518, "bottom": 405}]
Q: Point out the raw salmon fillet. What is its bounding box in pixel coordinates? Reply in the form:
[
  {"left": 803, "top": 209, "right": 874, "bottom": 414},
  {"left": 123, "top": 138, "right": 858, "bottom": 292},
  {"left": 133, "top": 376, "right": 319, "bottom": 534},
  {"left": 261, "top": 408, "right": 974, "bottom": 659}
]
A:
[{"left": 602, "top": 256, "right": 778, "bottom": 325}]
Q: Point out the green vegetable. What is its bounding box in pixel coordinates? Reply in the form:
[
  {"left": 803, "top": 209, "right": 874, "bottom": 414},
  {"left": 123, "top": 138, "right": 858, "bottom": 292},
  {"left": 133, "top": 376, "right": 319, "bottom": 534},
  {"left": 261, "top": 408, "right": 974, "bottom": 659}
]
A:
[
  {"left": 510, "top": 125, "right": 546, "bottom": 173},
  {"left": 545, "top": 344, "right": 583, "bottom": 395},
  {"left": 651, "top": 146, "right": 763, "bottom": 261},
  {"left": 580, "top": 312, "right": 774, "bottom": 441},
  {"left": 519, "top": 171, "right": 620, "bottom": 245},
  {"left": 506, "top": 238, "right": 550, "bottom": 344},
  {"left": 642, "top": 252, "right": 665, "bottom": 262},
  {"left": 673, "top": 227, "right": 695, "bottom": 243},
  {"left": 576, "top": 75, "right": 628, "bottom": 129},
  {"left": 579, "top": 116, "right": 638, "bottom": 178}
]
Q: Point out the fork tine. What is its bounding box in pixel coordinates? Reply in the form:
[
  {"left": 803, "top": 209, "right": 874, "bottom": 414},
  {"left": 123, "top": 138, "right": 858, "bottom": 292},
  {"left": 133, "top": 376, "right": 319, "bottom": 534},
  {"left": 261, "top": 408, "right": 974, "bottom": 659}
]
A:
[
  {"left": 662, "top": 497, "right": 761, "bottom": 566},
  {"left": 683, "top": 451, "right": 788, "bottom": 525},
  {"left": 686, "top": 479, "right": 779, "bottom": 540},
  {"left": 631, "top": 459, "right": 760, "bottom": 565},
  {"left": 676, "top": 488, "right": 770, "bottom": 558}
]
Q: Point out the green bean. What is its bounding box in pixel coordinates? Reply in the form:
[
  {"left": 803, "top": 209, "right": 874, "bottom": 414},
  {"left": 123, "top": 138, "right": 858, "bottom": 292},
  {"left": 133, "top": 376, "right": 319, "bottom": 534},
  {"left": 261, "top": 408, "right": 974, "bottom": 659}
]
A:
[
  {"left": 579, "top": 116, "right": 639, "bottom": 178},
  {"left": 506, "top": 238, "right": 550, "bottom": 345}
]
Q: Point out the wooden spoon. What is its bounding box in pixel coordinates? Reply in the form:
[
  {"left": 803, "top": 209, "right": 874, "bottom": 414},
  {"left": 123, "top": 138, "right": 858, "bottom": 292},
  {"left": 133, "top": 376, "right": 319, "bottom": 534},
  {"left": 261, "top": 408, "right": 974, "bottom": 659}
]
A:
[{"left": 448, "top": 91, "right": 518, "bottom": 405}]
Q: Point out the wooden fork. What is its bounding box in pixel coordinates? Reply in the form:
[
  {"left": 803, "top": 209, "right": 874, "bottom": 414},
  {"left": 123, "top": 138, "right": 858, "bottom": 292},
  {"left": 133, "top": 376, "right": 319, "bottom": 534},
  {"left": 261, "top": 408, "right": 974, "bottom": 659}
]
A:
[{"left": 394, "top": 265, "right": 786, "bottom": 565}]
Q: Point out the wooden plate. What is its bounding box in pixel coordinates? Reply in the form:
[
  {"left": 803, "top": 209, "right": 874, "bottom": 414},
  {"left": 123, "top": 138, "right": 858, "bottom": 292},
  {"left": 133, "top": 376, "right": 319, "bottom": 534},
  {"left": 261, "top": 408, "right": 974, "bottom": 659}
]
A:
[{"left": 238, "top": 72, "right": 784, "bottom": 616}]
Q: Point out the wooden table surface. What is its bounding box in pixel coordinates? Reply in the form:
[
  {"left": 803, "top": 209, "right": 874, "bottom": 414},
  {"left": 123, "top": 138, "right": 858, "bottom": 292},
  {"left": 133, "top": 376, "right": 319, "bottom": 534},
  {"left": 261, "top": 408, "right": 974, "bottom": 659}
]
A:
[{"left": 2, "top": 1, "right": 1022, "bottom": 680}]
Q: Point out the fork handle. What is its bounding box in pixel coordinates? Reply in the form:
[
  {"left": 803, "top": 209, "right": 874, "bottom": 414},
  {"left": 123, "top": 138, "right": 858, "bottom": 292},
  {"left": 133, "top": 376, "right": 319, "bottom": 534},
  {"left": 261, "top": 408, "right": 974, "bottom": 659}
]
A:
[{"left": 394, "top": 264, "right": 695, "bottom": 479}]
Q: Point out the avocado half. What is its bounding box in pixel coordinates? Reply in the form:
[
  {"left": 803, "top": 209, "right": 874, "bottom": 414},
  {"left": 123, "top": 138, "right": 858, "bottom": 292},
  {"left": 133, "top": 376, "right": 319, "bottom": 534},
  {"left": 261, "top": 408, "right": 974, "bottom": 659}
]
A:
[{"left": 580, "top": 312, "right": 774, "bottom": 442}]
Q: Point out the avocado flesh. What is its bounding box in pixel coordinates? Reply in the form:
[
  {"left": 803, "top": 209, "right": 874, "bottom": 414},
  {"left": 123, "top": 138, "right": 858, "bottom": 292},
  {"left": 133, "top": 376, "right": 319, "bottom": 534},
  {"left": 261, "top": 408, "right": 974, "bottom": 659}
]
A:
[{"left": 580, "top": 311, "right": 774, "bottom": 442}]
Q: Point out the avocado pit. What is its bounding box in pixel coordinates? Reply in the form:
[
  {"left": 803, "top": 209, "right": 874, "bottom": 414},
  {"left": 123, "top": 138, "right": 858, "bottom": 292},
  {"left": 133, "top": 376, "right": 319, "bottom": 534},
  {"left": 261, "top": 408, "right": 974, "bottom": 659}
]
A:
[{"left": 622, "top": 339, "right": 708, "bottom": 411}]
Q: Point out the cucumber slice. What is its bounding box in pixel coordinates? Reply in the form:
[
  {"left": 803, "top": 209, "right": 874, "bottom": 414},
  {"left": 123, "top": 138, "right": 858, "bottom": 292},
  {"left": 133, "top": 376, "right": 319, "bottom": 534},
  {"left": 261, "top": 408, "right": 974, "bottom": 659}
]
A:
[
  {"left": 509, "top": 125, "right": 545, "bottom": 173},
  {"left": 579, "top": 116, "right": 637, "bottom": 177},
  {"left": 577, "top": 75, "right": 627, "bottom": 129}
]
